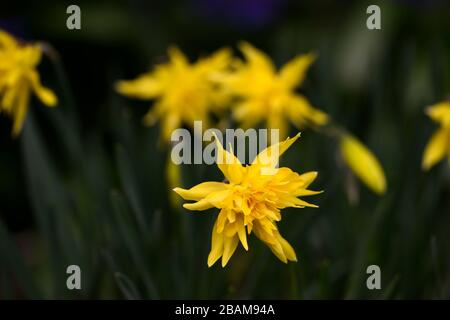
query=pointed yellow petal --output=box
[213,133,244,184]
[115,74,163,99]
[239,42,275,74]
[237,222,248,251]
[279,53,316,89]
[208,222,224,267]
[292,198,319,208]
[295,189,322,197]
[268,241,288,263]
[287,95,328,128]
[221,235,239,267]
[173,182,227,201]
[168,46,189,68]
[204,189,231,207]
[277,234,297,262]
[11,85,30,137]
[252,133,300,170]
[28,71,57,107]
[426,102,450,127]
[183,199,214,211]
[340,134,387,195]
[299,171,318,188]
[0,30,18,48]
[422,128,448,170]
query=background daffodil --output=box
[0,30,58,136]
[340,134,387,195]
[221,42,328,139]
[173,133,321,267]
[116,47,231,142]
[422,101,450,170]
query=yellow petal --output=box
[0,30,18,48]
[238,42,275,74]
[251,133,300,171]
[295,189,322,197]
[173,182,227,201]
[221,235,239,267]
[426,102,450,127]
[12,84,30,136]
[167,46,189,68]
[237,221,248,251]
[287,95,328,128]
[213,133,244,184]
[279,53,316,89]
[277,233,297,262]
[183,199,214,211]
[1,77,19,112]
[197,47,231,74]
[208,222,224,267]
[204,189,231,207]
[115,74,163,99]
[340,134,387,195]
[422,128,448,170]
[267,240,287,263]
[29,71,57,107]
[299,171,318,188]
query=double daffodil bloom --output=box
[116,47,231,142]
[174,133,321,267]
[221,42,328,139]
[422,101,450,170]
[0,30,58,136]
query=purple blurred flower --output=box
[193,0,287,29]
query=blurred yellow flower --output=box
[221,42,328,139]
[116,47,231,142]
[0,30,58,136]
[340,134,387,195]
[173,133,321,267]
[422,101,450,170]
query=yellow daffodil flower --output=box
[221,42,328,139]
[422,101,450,170]
[116,47,231,142]
[340,134,387,195]
[0,30,58,136]
[173,133,321,267]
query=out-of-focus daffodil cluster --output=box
[422,101,450,170]
[116,47,231,142]
[174,133,321,267]
[116,43,388,197]
[0,30,57,136]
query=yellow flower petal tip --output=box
[0,29,58,136]
[340,134,387,195]
[174,136,321,267]
[422,101,450,170]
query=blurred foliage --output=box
[1,0,450,299]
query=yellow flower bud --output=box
[340,134,387,195]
